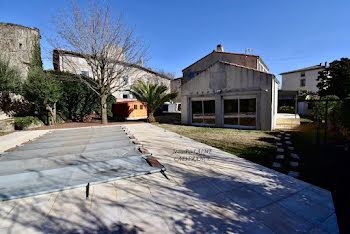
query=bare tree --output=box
[49,0,146,124]
[156,69,176,79]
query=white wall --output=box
[58,53,171,100]
[181,62,278,130]
[282,68,324,92]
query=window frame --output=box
[190,98,216,127]
[222,96,257,129]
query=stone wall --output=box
[0,22,40,80]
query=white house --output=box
[53,49,172,101]
[280,63,327,115]
[280,63,326,94]
[180,45,278,130]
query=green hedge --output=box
[278,105,295,113]
[14,116,41,130]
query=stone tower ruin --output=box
[0,22,40,80]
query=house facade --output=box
[280,63,326,115]
[0,22,40,80]
[53,49,172,101]
[181,45,278,130]
[280,63,326,94]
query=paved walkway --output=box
[0,123,338,233]
[0,130,50,153]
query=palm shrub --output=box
[130,80,177,122]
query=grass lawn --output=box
[153,123,280,170]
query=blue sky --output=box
[1,0,349,82]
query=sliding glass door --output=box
[223,98,256,128]
[191,100,215,125]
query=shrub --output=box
[278,105,295,113]
[312,95,339,121]
[55,74,116,121]
[332,99,350,130]
[14,116,41,130]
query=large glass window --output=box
[203,100,215,124]
[192,101,203,124]
[224,98,256,127]
[240,99,256,126]
[191,100,215,125]
[224,99,238,125]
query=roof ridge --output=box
[279,64,325,75]
[182,50,266,72]
[218,61,273,75]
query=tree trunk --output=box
[148,112,156,123]
[45,103,57,125]
[101,94,108,124]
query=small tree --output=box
[130,80,177,122]
[317,58,350,98]
[24,42,62,125]
[50,0,146,124]
[0,56,22,94]
[0,56,26,116]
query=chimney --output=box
[216,44,224,52]
[325,62,328,67]
[139,57,143,67]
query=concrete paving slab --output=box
[276,154,284,160]
[278,191,335,225]
[249,203,313,233]
[0,123,338,233]
[291,153,300,159]
[288,171,299,178]
[0,130,50,153]
[277,148,284,153]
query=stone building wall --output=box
[0,22,40,80]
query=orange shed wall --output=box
[113,101,147,119]
[127,101,147,118]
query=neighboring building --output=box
[112,100,147,120]
[0,22,40,80]
[181,45,278,130]
[170,77,182,103]
[53,49,172,101]
[280,63,326,94]
[182,44,269,85]
[0,22,40,121]
[280,63,327,115]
